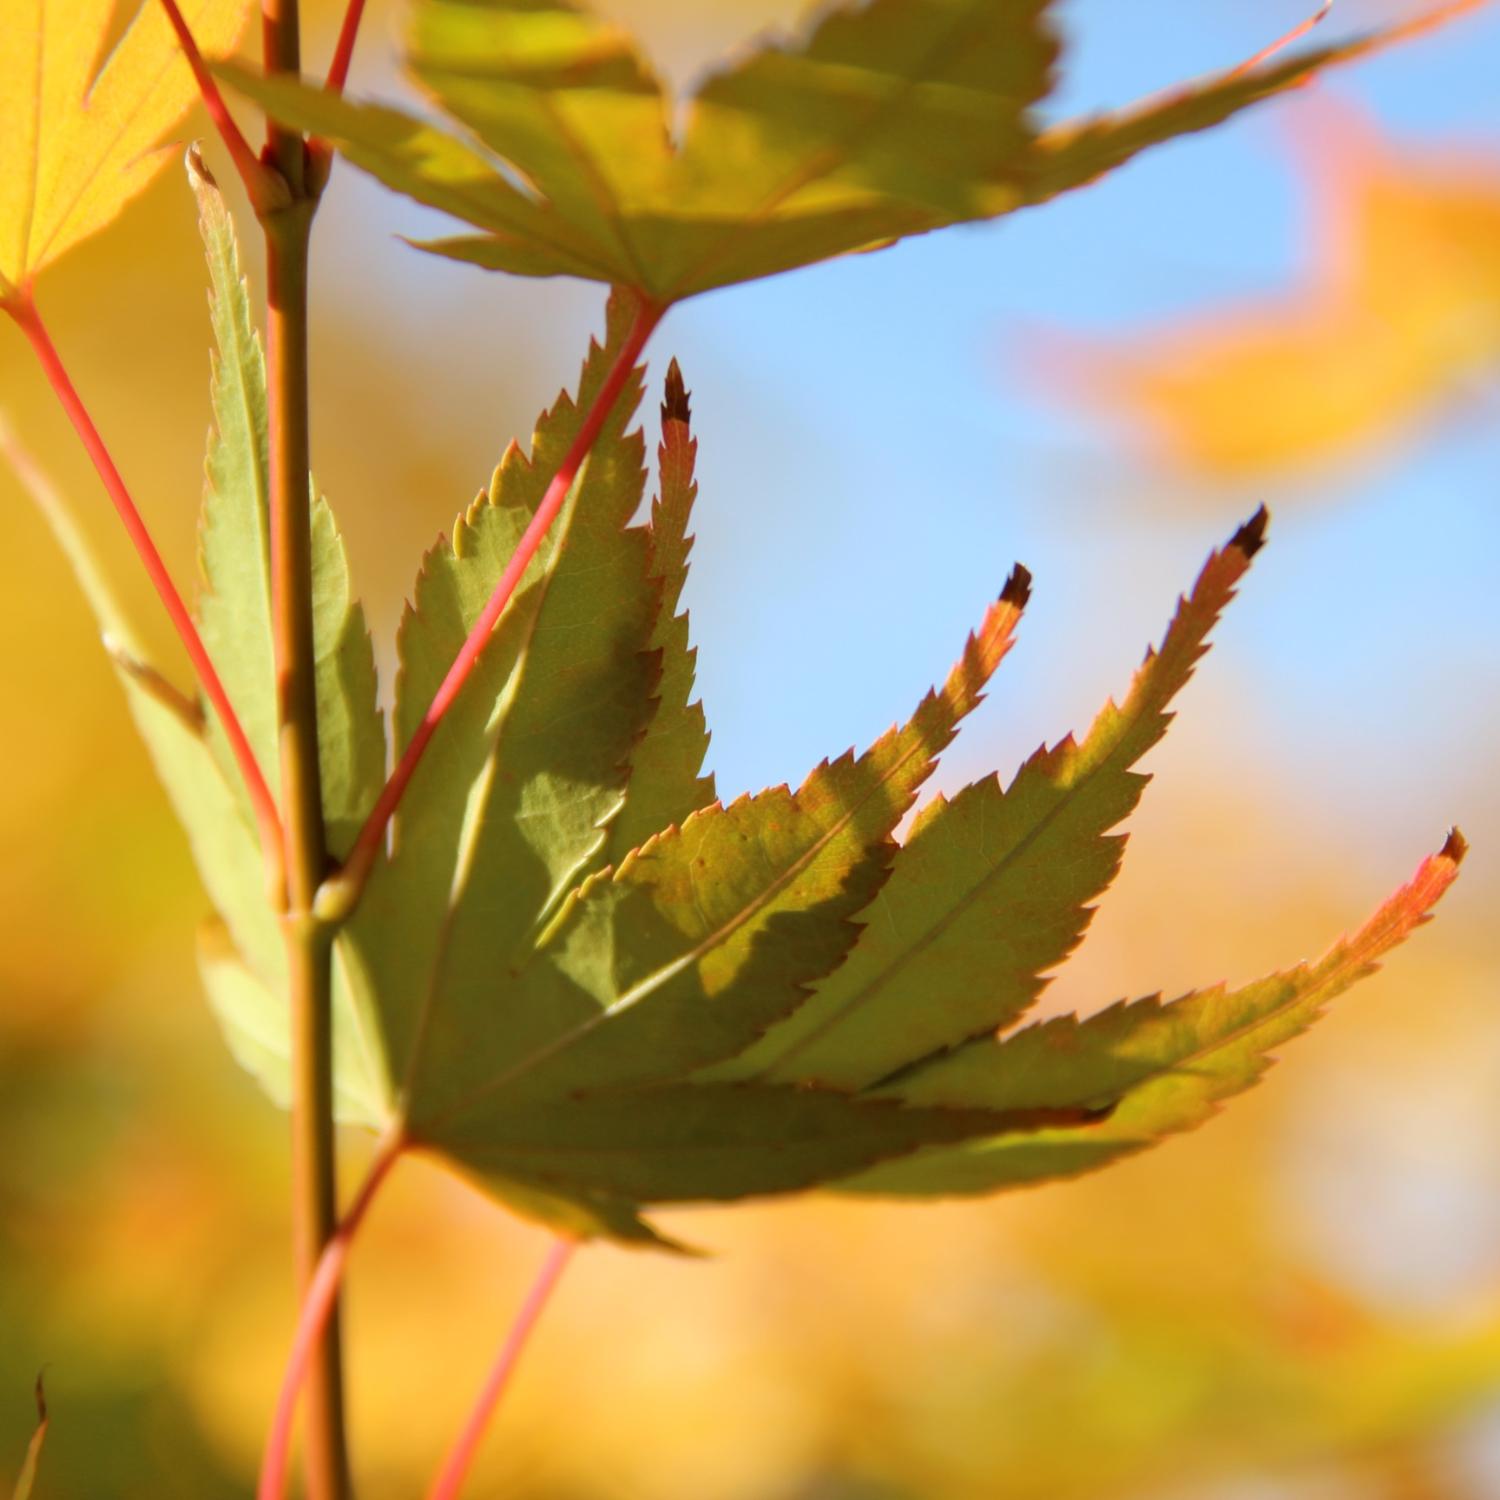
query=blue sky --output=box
[317,0,1500,877]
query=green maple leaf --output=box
[719,512,1267,1089]
[325,291,1038,1238]
[842,830,1468,1194]
[191,152,386,862]
[184,156,392,1117]
[337,287,663,1124]
[13,264,1464,1246]
[596,359,716,865]
[2,159,393,1125]
[313,297,1452,1244]
[219,0,1483,303]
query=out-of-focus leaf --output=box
[0,404,279,984]
[8,1375,47,1500]
[219,0,1053,298]
[843,831,1467,1195]
[191,152,386,859]
[0,0,248,296]
[197,923,389,1128]
[725,513,1266,1088]
[1042,108,1500,480]
[221,0,1485,301]
[457,1166,695,1251]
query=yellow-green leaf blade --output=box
[738,513,1265,1089]
[198,925,392,1128]
[235,0,1484,302]
[190,153,386,857]
[214,65,617,281]
[0,0,249,292]
[433,1082,1084,1204]
[409,0,672,290]
[342,291,659,1117]
[843,833,1467,1196]
[659,0,1056,295]
[418,576,1028,1127]
[598,359,715,864]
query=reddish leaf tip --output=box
[1441,827,1469,865]
[1001,562,1033,610]
[662,359,691,425]
[1230,505,1269,559]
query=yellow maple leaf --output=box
[0,0,249,298]
[1043,104,1500,481]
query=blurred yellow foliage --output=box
[1045,104,1500,482]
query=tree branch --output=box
[326,0,371,94]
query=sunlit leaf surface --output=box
[0,0,248,296]
[223,0,1485,301]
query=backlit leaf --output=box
[191,152,387,860]
[842,831,1467,1195]
[221,0,1486,301]
[183,155,395,1120]
[0,407,279,983]
[0,0,248,296]
[431,567,1028,1118]
[596,358,716,867]
[338,289,660,1123]
[728,512,1266,1088]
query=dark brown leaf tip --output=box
[33,1370,46,1421]
[1230,505,1269,559]
[662,358,692,426]
[1441,827,1469,865]
[1001,562,1033,610]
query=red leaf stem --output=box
[423,1239,579,1500]
[257,1131,405,1500]
[325,0,370,93]
[4,291,285,889]
[156,0,286,213]
[322,296,665,915]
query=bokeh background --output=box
[2,1,1499,1495]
